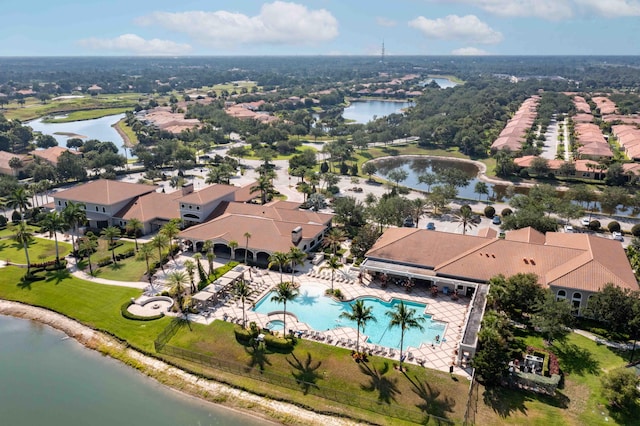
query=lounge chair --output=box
[407,352,414,361]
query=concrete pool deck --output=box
[188,262,473,379]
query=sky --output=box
[2,0,640,56]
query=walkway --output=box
[574,328,638,351]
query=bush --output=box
[608,221,621,233]
[120,300,164,321]
[97,256,113,267]
[501,208,513,217]
[601,368,640,409]
[632,224,640,237]
[11,210,21,223]
[264,334,294,352]
[519,169,530,178]
[484,206,495,218]
[0,215,7,227]
[333,289,344,300]
[234,326,253,343]
[589,220,601,231]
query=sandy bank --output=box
[0,300,360,426]
[112,119,134,148]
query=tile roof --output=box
[365,227,638,292]
[54,179,157,205]
[30,146,79,165]
[114,191,182,222]
[178,183,239,205]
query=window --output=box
[95,206,99,211]
[556,290,566,301]
[57,201,61,206]
[181,204,184,208]
[196,206,200,210]
[102,207,105,213]
[572,292,582,311]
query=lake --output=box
[342,100,413,124]
[28,114,129,156]
[0,315,264,426]
[421,77,458,89]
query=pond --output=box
[0,315,265,426]
[342,100,413,124]
[28,113,130,156]
[420,77,458,89]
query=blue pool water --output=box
[253,283,446,350]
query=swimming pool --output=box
[253,282,446,350]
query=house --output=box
[361,226,638,365]
[30,146,80,166]
[0,151,31,177]
[491,96,540,152]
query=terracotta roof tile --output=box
[55,179,157,206]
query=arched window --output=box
[572,292,582,311]
[556,290,566,301]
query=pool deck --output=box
[187,262,473,379]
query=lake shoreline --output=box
[0,299,357,426]
[112,118,134,148]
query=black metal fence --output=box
[463,369,479,425]
[154,322,453,425]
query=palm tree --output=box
[268,251,289,284]
[151,233,169,273]
[62,201,86,253]
[39,211,66,265]
[386,302,426,372]
[321,255,343,292]
[138,242,156,287]
[270,281,299,336]
[101,226,121,264]
[243,232,252,264]
[340,300,377,355]
[454,205,477,236]
[474,181,489,202]
[228,240,239,260]
[125,218,143,251]
[203,240,216,275]
[250,175,274,204]
[167,271,188,314]
[7,187,32,222]
[288,246,306,285]
[184,259,196,293]
[12,221,33,273]
[322,228,346,256]
[77,236,98,275]
[234,279,252,328]
[161,219,181,265]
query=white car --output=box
[612,231,624,241]
[581,218,590,227]
[564,225,574,233]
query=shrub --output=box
[501,208,513,217]
[234,326,253,343]
[608,221,621,233]
[11,210,21,223]
[484,206,495,218]
[264,334,294,352]
[0,215,7,227]
[97,256,113,267]
[589,220,601,231]
[632,224,640,237]
[120,300,164,321]
[333,289,344,300]
[601,368,640,409]
[519,169,530,178]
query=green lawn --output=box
[44,107,130,122]
[0,266,169,353]
[0,237,72,264]
[113,118,139,146]
[0,225,39,240]
[88,240,151,282]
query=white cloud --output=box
[376,17,397,27]
[136,1,338,48]
[78,34,191,55]
[451,47,489,55]
[409,15,502,44]
[444,0,574,20]
[575,0,640,17]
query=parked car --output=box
[492,216,501,225]
[612,231,624,241]
[403,217,415,228]
[581,218,590,227]
[471,215,482,224]
[426,222,436,230]
[564,225,574,233]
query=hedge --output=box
[120,300,164,321]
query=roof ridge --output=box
[434,238,497,270]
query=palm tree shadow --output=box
[297,291,318,306]
[244,344,272,372]
[358,361,399,404]
[552,342,599,376]
[45,268,71,285]
[286,352,322,394]
[405,373,456,419]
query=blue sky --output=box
[2,0,640,56]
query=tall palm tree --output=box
[340,300,377,354]
[151,233,169,273]
[125,218,143,251]
[386,302,426,372]
[234,278,252,329]
[321,255,343,292]
[77,236,98,275]
[454,205,477,236]
[161,219,181,265]
[270,281,299,336]
[167,271,188,314]
[12,221,33,273]
[39,211,66,265]
[62,201,86,253]
[7,187,32,222]
[288,246,306,285]
[0,197,6,219]
[243,232,252,264]
[268,251,289,284]
[250,175,274,204]
[203,240,216,275]
[184,259,196,294]
[228,240,238,260]
[101,226,121,264]
[138,242,156,287]
[322,228,346,256]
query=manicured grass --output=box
[0,266,169,353]
[3,94,140,121]
[244,145,318,161]
[0,237,72,264]
[113,118,139,146]
[166,321,469,425]
[89,240,151,282]
[44,107,130,122]
[0,224,39,239]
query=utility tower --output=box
[380,40,385,63]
